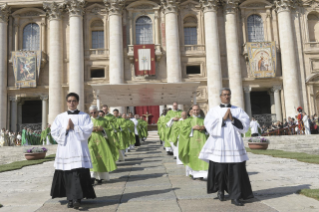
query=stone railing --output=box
[85,49,109,57]
[183,45,205,52]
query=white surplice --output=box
[303,115,311,135]
[130,118,139,135]
[51,111,93,171]
[250,120,260,135]
[199,105,250,163]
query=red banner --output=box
[134,44,156,76]
[135,106,159,124]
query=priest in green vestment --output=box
[127,117,136,149]
[113,109,129,161]
[41,125,57,145]
[164,102,182,155]
[157,109,167,144]
[139,117,149,141]
[21,127,27,145]
[180,105,208,180]
[89,105,117,183]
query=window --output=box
[23,23,40,51]
[91,69,105,78]
[186,66,200,75]
[135,16,153,45]
[308,13,319,42]
[184,27,197,45]
[247,15,264,42]
[92,31,104,49]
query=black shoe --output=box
[67,200,73,208]
[96,179,103,184]
[174,157,177,159]
[91,178,95,185]
[217,191,225,201]
[73,199,81,209]
[231,199,244,206]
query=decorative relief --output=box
[21,11,42,17]
[181,2,199,11]
[133,4,154,9]
[244,3,267,8]
[0,3,10,23]
[43,2,65,20]
[303,0,319,9]
[89,6,107,15]
[65,0,86,17]
[274,0,295,13]
[310,58,319,73]
[223,0,239,14]
[161,0,179,14]
[104,0,125,16]
[183,16,197,24]
[91,20,104,27]
[200,0,220,13]
[195,86,207,101]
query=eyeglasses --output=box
[67,100,77,103]
[90,112,97,114]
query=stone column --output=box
[40,95,48,130]
[129,106,135,114]
[268,90,275,114]
[162,0,182,83]
[10,96,18,132]
[0,4,10,129]
[275,0,301,117]
[201,0,223,108]
[266,8,272,41]
[14,16,19,51]
[105,0,125,84]
[44,2,64,124]
[243,86,252,117]
[224,0,244,109]
[272,85,283,121]
[66,0,85,110]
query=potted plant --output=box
[248,137,269,150]
[24,147,48,160]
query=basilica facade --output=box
[0,0,317,131]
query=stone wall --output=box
[243,135,319,155]
[0,145,58,165]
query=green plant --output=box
[248,137,269,143]
[23,147,48,153]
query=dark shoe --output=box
[96,179,103,184]
[91,178,95,185]
[73,200,81,209]
[217,191,225,201]
[67,200,73,208]
[174,157,177,159]
[231,199,244,206]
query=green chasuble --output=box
[137,119,148,139]
[89,117,117,173]
[101,116,119,161]
[157,115,166,141]
[180,117,208,171]
[21,129,26,145]
[127,120,136,145]
[141,119,149,138]
[115,117,130,150]
[164,110,182,147]
[40,128,57,144]
[104,114,120,150]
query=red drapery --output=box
[134,106,159,124]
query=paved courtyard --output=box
[1,132,319,212]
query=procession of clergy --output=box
[49,88,253,209]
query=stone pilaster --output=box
[201,0,222,108]
[65,0,85,110]
[10,96,18,132]
[0,3,10,129]
[40,95,48,130]
[104,0,125,84]
[243,86,252,117]
[223,0,244,109]
[162,0,182,83]
[274,0,301,118]
[44,1,64,124]
[272,85,283,122]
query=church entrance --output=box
[250,91,275,126]
[21,100,42,131]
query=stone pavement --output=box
[1,132,319,212]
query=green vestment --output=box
[179,117,209,171]
[21,129,26,145]
[164,110,182,147]
[89,117,117,173]
[115,117,130,150]
[127,120,136,145]
[157,115,165,141]
[104,114,120,150]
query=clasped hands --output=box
[192,125,204,131]
[172,117,180,121]
[223,109,234,122]
[93,126,103,132]
[66,119,74,131]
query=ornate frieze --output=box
[223,0,239,14]
[43,2,65,20]
[274,0,295,13]
[104,0,125,16]
[161,0,179,14]
[200,0,220,13]
[65,0,86,17]
[0,3,10,23]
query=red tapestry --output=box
[134,44,156,76]
[135,106,159,124]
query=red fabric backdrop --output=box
[135,106,159,124]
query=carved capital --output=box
[200,0,220,13]
[65,0,85,17]
[243,86,251,93]
[40,95,49,101]
[274,0,295,13]
[44,2,65,20]
[161,0,179,14]
[9,96,18,102]
[223,0,239,14]
[104,0,125,16]
[272,85,282,92]
[0,3,10,23]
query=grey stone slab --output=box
[174,187,214,200]
[37,202,119,212]
[121,186,177,202]
[0,205,43,212]
[126,176,171,187]
[117,200,180,212]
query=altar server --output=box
[165,102,182,155]
[50,93,96,209]
[199,88,253,206]
[250,117,261,137]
